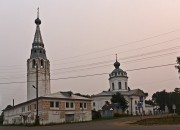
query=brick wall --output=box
[87,101,92,110]
[75,102,80,110]
[40,100,50,110]
[59,101,65,110]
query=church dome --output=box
[109,55,128,79]
[35,18,41,25]
[114,60,120,69]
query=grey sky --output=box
[0,0,180,111]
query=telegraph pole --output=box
[35,62,39,125]
[130,97,133,116]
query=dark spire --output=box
[114,54,120,69]
[33,8,43,45]
[35,8,41,25]
[30,8,46,59]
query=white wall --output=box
[109,77,128,92]
[91,95,147,116]
[91,96,111,111]
[27,59,51,101]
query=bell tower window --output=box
[32,59,36,68]
[112,83,114,90]
[41,59,44,68]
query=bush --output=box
[92,110,101,120]
[176,104,180,115]
[113,113,129,118]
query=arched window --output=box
[41,59,44,68]
[32,59,36,68]
[118,82,121,89]
[40,50,42,53]
[125,82,127,89]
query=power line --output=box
[1,28,180,68]
[0,63,176,85]
[50,46,180,72]
[0,49,179,79]
[51,29,180,62]
[0,37,178,72]
[1,45,178,74]
[52,37,180,65]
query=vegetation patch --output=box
[134,116,180,125]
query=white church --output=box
[3,13,92,125]
[91,57,154,115]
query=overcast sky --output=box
[0,0,180,111]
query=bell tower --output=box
[27,10,51,101]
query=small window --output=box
[80,103,83,108]
[55,101,59,108]
[22,106,25,112]
[93,102,95,106]
[112,83,114,90]
[66,102,69,108]
[118,82,121,89]
[40,50,42,53]
[34,50,37,53]
[84,103,87,108]
[135,100,137,104]
[50,101,54,108]
[34,104,36,109]
[70,102,74,108]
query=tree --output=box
[174,88,180,93]
[152,89,180,113]
[145,99,155,106]
[175,57,180,76]
[111,92,128,112]
[152,90,169,111]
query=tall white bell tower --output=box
[27,11,51,101]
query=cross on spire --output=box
[37,7,39,18]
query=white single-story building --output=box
[3,91,92,125]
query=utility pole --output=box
[130,97,133,116]
[34,62,39,125]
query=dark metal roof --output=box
[109,59,127,79]
[30,17,47,59]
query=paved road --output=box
[1,117,180,130]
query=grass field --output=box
[134,116,180,125]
